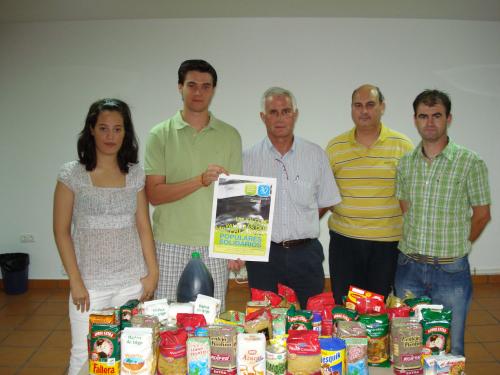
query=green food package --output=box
[404,297,432,316]
[332,305,358,335]
[421,308,452,355]
[120,299,140,330]
[89,324,121,375]
[358,314,390,367]
[286,304,313,332]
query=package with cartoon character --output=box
[89,324,121,374]
[421,309,452,356]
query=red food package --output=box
[387,306,411,320]
[287,330,321,374]
[307,292,335,336]
[346,285,384,311]
[176,313,207,335]
[245,307,272,322]
[306,292,335,312]
[158,328,188,374]
[287,329,320,354]
[251,288,283,307]
[278,283,299,307]
[356,295,387,314]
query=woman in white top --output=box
[53,98,159,375]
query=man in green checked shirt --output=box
[395,89,491,356]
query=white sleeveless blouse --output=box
[57,161,147,290]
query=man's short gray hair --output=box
[261,87,298,112]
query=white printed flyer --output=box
[208,174,276,262]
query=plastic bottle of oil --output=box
[176,252,214,302]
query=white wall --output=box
[1,17,499,279]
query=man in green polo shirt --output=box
[144,60,243,308]
[395,89,491,356]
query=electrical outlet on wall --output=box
[20,233,35,243]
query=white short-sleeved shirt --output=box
[57,161,147,289]
[243,137,341,242]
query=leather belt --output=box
[272,239,312,248]
[406,253,460,265]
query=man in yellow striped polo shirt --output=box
[325,84,413,303]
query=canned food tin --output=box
[312,311,322,334]
[266,344,287,375]
[320,337,345,375]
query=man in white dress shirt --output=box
[243,87,341,308]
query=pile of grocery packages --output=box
[87,283,465,375]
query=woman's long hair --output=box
[77,98,138,173]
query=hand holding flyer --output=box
[208,174,276,262]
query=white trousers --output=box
[67,282,143,375]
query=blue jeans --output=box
[394,253,472,356]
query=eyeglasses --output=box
[275,158,289,180]
[275,158,300,182]
[266,108,294,119]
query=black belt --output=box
[272,239,312,248]
[406,253,461,265]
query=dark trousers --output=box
[328,231,399,304]
[246,239,325,309]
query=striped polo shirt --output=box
[325,124,413,241]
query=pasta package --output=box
[286,330,321,375]
[358,314,390,368]
[157,328,188,375]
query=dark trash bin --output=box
[0,252,30,295]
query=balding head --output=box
[352,84,385,104]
